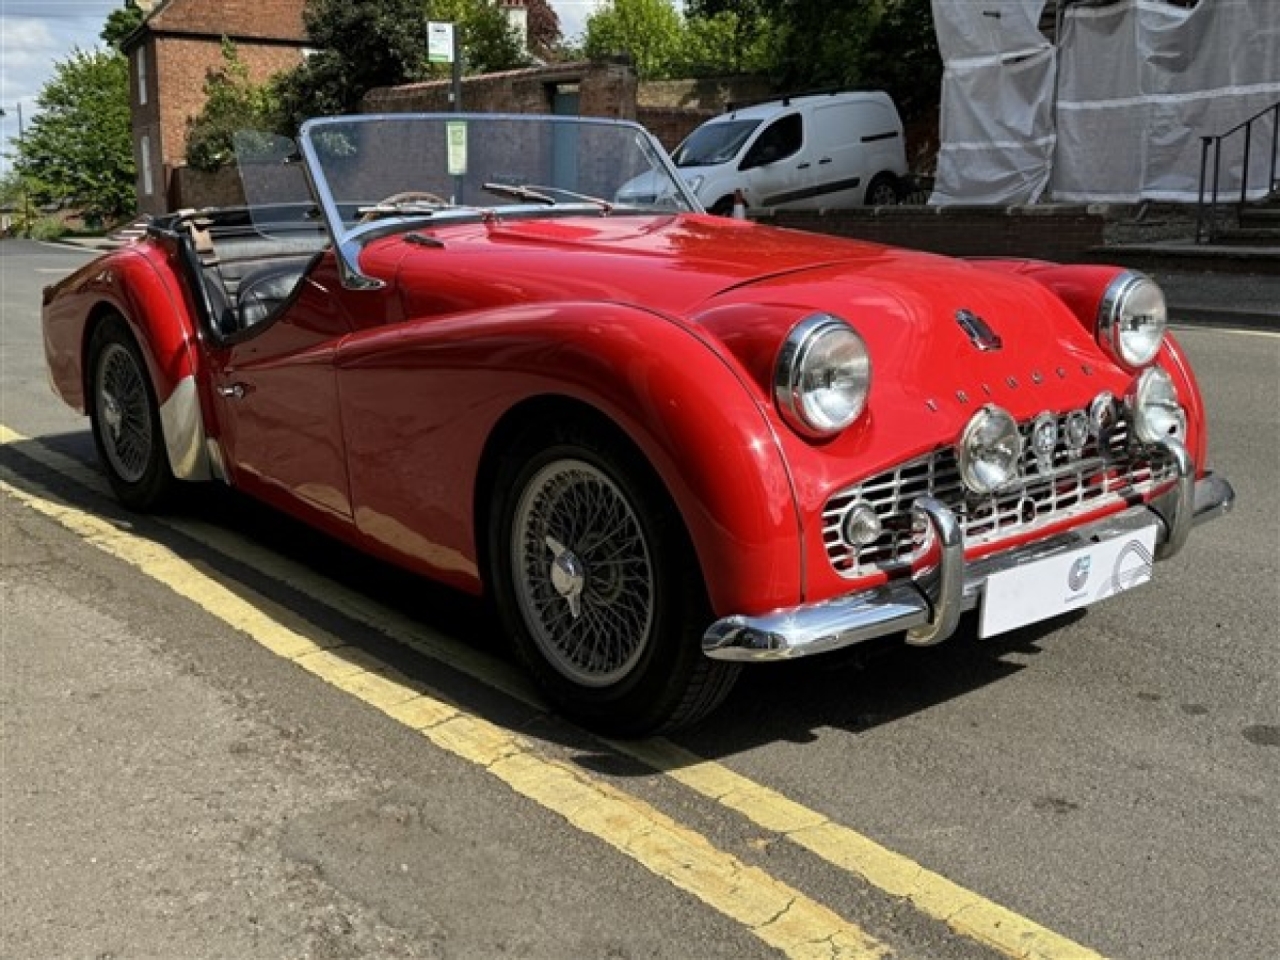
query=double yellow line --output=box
[1,425,1105,960]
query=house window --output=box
[140,135,153,196]
[137,47,147,105]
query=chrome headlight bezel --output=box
[774,314,872,439]
[1098,272,1168,369]
[1129,366,1187,445]
[958,405,1023,494]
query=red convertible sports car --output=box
[43,113,1234,734]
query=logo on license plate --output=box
[1068,556,1092,592]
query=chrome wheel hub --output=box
[546,535,586,618]
[102,392,124,438]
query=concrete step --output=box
[1238,206,1280,227]
[1090,238,1280,275]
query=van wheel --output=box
[865,174,900,206]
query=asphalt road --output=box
[2,238,1277,960]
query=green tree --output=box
[186,40,282,171]
[13,48,135,223]
[683,0,774,72]
[274,0,430,131]
[426,0,527,75]
[858,0,942,120]
[275,0,530,133]
[100,0,145,51]
[676,9,778,77]
[686,0,941,120]
[582,0,684,78]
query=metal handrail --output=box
[1197,99,1280,243]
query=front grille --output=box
[822,410,1176,577]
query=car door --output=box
[738,112,806,207]
[207,254,358,525]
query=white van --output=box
[668,91,908,214]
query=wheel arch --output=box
[470,354,802,619]
[474,397,664,590]
[77,250,213,483]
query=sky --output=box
[0,0,608,168]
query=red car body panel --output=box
[43,212,1214,619]
[43,241,202,412]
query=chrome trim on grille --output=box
[822,408,1176,578]
[704,463,1234,663]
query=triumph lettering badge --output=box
[956,308,1003,351]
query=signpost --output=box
[427,21,463,113]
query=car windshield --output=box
[672,119,762,167]
[286,114,695,230]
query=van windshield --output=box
[672,119,762,167]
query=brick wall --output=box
[365,62,638,119]
[133,38,303,214]
[760,205,1109,262]
[366,66,772,151]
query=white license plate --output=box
[979,524,1159,639]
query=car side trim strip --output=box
[760,176,863,208]
[703,468,1234,662]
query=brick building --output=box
[122,0,309,215]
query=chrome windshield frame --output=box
[296,112,702,291]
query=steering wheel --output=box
[359,190,448,223]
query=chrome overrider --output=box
[702,437,1234,662]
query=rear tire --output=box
[88,315,174,511]
[488,419,739,735]
[865,173,900,206]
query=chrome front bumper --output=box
[703,438,1235,662]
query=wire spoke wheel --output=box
[512,459,655,688]
[88,315,174,511]
[94,341,154,485]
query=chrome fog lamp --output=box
[1099,272,1167,368]
[959,405,1023,494]
[842,502,882,546]
[775,314,871,438]
[1030,412,1058,468]
[1130,367,1187,445]
[1064,410,1090,452]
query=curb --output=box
[1168,305,1280,332]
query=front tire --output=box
[88,315,174,511]
[489,420,739,735]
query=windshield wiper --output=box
[482,182,615,214]
[482,182,557,206]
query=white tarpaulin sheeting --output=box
[931,0,1280,205]
[1052,0,1280,202]
[931,0,1056,204]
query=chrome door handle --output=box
[217,383,247,400]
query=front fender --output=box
[337,301,804,616]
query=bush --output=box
[29,217,68,241]
[186,40,281,171]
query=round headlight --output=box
[959,406,1023,494]
[774,315,871,438]
[1099,272,1167,368]
[1130,367,1186,445]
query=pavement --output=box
[1143,267,1280,331]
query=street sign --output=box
[428,22,455,64]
